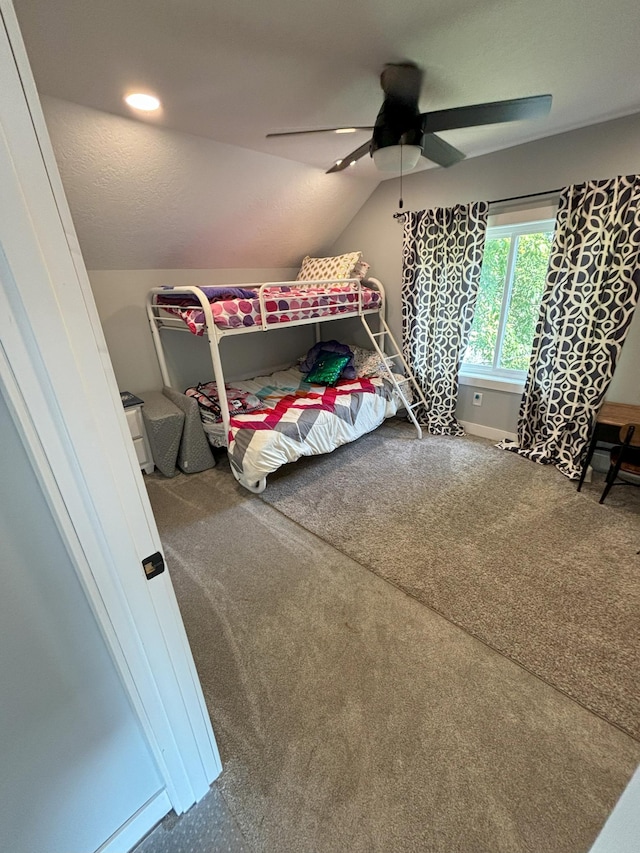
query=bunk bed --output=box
[146,277,426,493]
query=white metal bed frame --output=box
[146,277,427,491]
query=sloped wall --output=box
[40,97,378,391]
[42,97,377,270]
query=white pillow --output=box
[296,252,363,282]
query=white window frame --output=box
[460,217,555,393]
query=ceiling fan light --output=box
[335,127,357,134]
[372,144,422,172]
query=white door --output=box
[0,390,166,853]
[0,3,221,850]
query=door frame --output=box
[0,0,221,825]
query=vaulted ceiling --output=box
[12,0,640,268]
[15,0,640,176]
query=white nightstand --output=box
[124,402,155,474]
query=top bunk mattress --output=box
[155,282,382,335]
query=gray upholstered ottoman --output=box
[163,387,215,474]
[141,392,185,477]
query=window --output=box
[462,219,555,383]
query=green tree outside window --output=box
[464,224,554,374]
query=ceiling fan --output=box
[267,62,552,174]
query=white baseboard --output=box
[97,789,172,853]
[459,420,517,442]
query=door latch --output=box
[142,552,165,580]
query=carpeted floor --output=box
[134,784,249,853]
[259,419,640,741]
[146,450,640,853]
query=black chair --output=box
[599,423,640,504]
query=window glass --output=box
[499,231,553,371]
[464,236,509,367]
[462,220,554,378]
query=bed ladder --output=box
[360,315,428,439]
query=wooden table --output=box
[577,401,640,491]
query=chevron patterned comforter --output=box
[196,369,403,487]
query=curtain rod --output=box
[489,187,562,205]
[393,187,563,220]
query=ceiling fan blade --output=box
[422,94,552,134]
[420,134,466,168]
[326,140,372,173]
[267,126,373,138]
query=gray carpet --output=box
[146,466,640,853]
[258,419,640,741]
[134,784,249,853]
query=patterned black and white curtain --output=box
[402,202,489,435]
[501,174,640,478]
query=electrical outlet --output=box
[472,392,483,406]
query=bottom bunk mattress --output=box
[187,368,405,490]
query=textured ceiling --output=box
[14,0,640,271]
[14,0,640,178]
[40,96,376,269]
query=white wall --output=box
[330,112,640,433]
[0,391,162,853]
[608,302,640,405]
[90,268,317,393]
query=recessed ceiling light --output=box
[335,127,357,134]
[125,93,161,111]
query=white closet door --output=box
[0,391,167,853]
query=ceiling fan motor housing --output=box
[370,101,423,154]
[371,62,424,156]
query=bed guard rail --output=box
[146,278,386,449]
[147,278,385,333]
